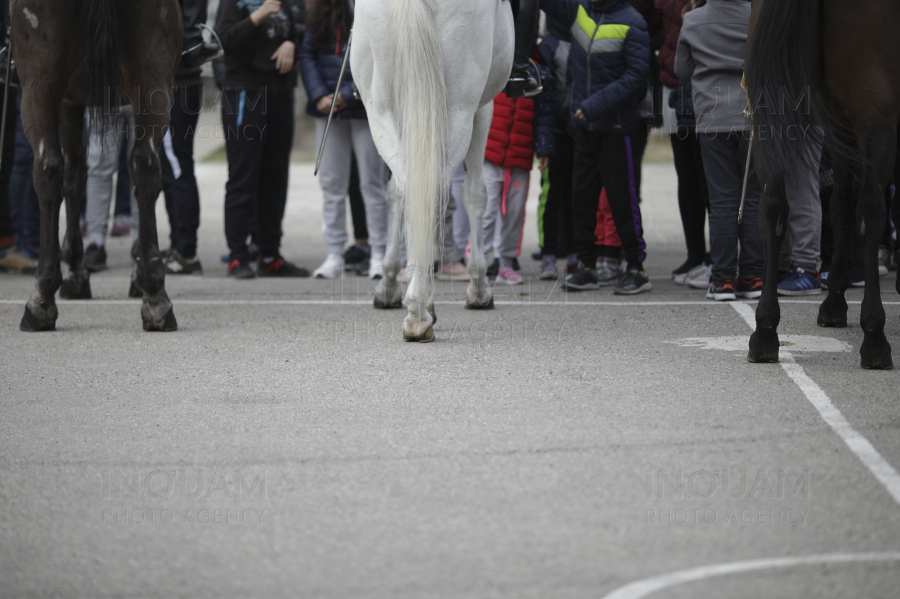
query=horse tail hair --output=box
[386,0,448,290]
[83,0,121,134]
[745,0,827,180]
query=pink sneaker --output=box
[496,265,523,285]
[110,215,131,237]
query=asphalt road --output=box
[1,162,899,598]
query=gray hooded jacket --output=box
[674,0,751,133]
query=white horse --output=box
[351,0,515,342]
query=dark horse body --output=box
[12,0,181,331]
[745,0,900,369]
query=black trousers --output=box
[670,130,709,261]
[162,85,203,259]
[222,88,294,262]
[0,82,17,243]
[571,128,647,268]
[538,131,574,258]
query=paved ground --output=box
[2,162,900,598]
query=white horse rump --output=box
[351,0,514,342]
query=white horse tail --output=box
[386,0,448,288]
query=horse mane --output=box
[385,0,448,285]
[82,0,123,133]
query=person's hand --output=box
[574,109,587,121]
[251,0,281,26]
[271,41,295,74]
[316,94,333,114]
[538,156,550,170]
[333,92,348,112]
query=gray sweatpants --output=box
[483,161,529,263]
[86,106,138,248]
[315,118,388,258]
[778,138,823,272]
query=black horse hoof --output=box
[373,298,403,310]
[60,276,92,300]
[142,308,178,332]
[748,331,779,363]
[860,334,893,370]
[128,279,143,299]
[817,294,848,328]
[465,296,495,310]
[20,304,57,332]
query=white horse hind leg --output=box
[463,103,495,309]
[403,264,436,342]
[374,178,404,309]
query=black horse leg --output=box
[59,102,91,300]
[130,95,176,332]
[857,123,894,369]
[19,90,64,331]
[893,126,900,297]
[818,163,853,327]
[749,177,788,363]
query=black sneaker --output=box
[344,243,371,265]
[511,257,521,272]
[257,256,310,278]
[228,259,256,279]
[614,267,652,295]
[562,263,600,291]
[486,257,500,278]
[735,276,762,299]
[163,249,203,276]
[671,256,705,279]
[706,279,736,301]
[83,243,107,272]
[531,250,543,261]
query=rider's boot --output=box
[504,0,542,98]
[180,0,221,69]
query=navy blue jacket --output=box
[298,27,366,119]
[540,0,650,135]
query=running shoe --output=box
[706,280,736,301]
[110,215,131,237]
[674,261,709,286]
[258,256,310,277]
[486,258,500,278]
[686,263,713,289]
[313,254,346,279]
[777,267,821,296]
[672,257,705,282]
[562,263,599,291]
[164,249,203,276]
[596,258,624,286]
[344,243,371,266]
[496,265,524,285]
[735,276,762,299]
[614,267,652,295]
[83,243,107,272]
[537,256,558,280]
[369,255,384,280]
[228,259,255,279]
[436,260,469,281]
[0,243,37,274]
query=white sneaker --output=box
[686,263,713,289]
[314,254,345,279]
[538,257,558,280]
[674,262,709,286]
[369,255,384,280]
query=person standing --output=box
[217,0,310,278]
[541,0,653,295]
[675,0,762,301]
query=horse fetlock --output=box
[20,298,58,332]
[860,331,892,370]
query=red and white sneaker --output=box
[496,265,524,285]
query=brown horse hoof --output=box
[403,327,435,343]
[465,296,494,310]
[142,308,178,332]
[860,334,893,370]
[20,303,57,332]
[60,276,92,300]
[748,331,779,363]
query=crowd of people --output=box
[0,0,896,301]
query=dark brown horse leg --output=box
[130,96,176,332]
[894,125,900,298]
[59,102,91,300]
[857,123,894,369]
[818,163,853,328]
[749,177,788,363]
[19,91,64,332]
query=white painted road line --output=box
[600,552,900,599]
[730,301,900,508]
[1,299,899,306]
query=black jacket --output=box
[215,0,300,97]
